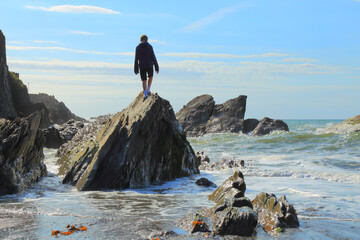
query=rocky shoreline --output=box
[176,94,289,137]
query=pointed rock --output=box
[59,93,199,191]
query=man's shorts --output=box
[140,67,153,81]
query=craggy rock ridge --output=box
[30,93,86,125]
[179,171,257,236]
[176,95,247,137]
[179,171,299,237]
[252,192,299,234]
[322,115,360,134]
[176,94,289,137]
[0,30,17,119]
[44,119,85,149]
[0,30,84,128]
[0,111,47,195]
[58,93,199,191]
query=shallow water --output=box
[0,120,359,239]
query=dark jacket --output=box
[134,41,159,74]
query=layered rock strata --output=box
[179,171,299,237]
[58,93,199,191]
[0,111,47,195]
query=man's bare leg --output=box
[142,80,148,98]
[147,76,153,95]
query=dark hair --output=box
[140,35,148,42]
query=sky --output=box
[1,0,359,119]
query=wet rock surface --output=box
[252,192,300,234]
[196,177,217,188]
[197,151,246,171]
[0,111,47,195]
[179,171,257,236]
[179,171,300,237]
[58,93,199,191]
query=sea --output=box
[0,120,359,239]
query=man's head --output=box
[140,35,148,42]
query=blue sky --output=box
[1,0,359,119]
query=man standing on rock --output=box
[134,34,159,100]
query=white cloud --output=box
[8,58,339,78]
[181,3,249,32]
[160,52,289,59]
[280,58,318,63]
[25,5,120,14]
[7,45,133,56]
[34,40,60,44]
[7,45,290,59]
[70,30,101,36]
[148,39,167,45]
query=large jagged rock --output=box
[252,192,299,235]
[0,30,17,119]
[175,94,215,137]
[205,95,247,134]
[58,93,199,191]
[322,115,360,134]
[176,95,246,137]
[251,117,289,136]
[30,93,85,125]
[0,111,47,195]
[178,171,257,237]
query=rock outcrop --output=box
[322,115,360,134]
[0,30,84,128]
[252,192,299,234]
[176,95,289,137]
[30,93,85,125]
[44,119,85,149]
[58,93,199,191]
[176,95,246,137]
[179,171,258,236]
[175,94,215,136]
[0,111,47,195]
[179,171,299,237]
[0,30,17,119]
[251,117,289,136]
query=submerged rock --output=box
[0,111,47,195]
[196,177,217,188]
[58,93,199,191]
[251,117,289,136]
[322,115,360,134]
[252,192,299,234]
[199,157,246,171]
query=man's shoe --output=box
[147,91,151,96]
